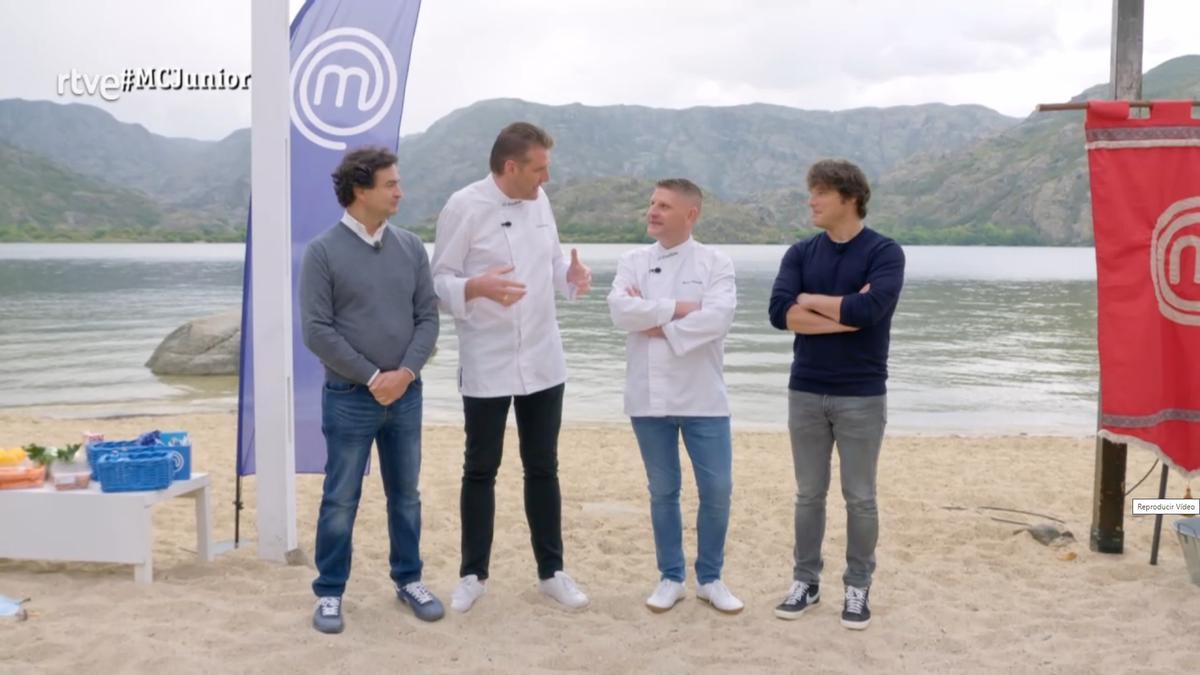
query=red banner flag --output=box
[1086,100,1200,476]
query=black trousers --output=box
[460,383,565,581]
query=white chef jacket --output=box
[431,175,578,398]
[607,237,736,417]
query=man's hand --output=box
[626,286,642,298]
[643,326,666,338]
[466,265,527,307]
[567,248,592,295]
[369,369,414,406]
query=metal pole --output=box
[1149,465,1170,565]
[234,474,243,548]
[1090,0,1144,555]
[251,0,299,562]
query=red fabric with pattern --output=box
[1086,100,1200,475]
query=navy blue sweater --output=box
[768,228,905,396]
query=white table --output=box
[0,473,213,583]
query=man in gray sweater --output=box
[300,146,442,633]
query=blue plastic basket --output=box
[96,450,174,493]
[86,440,159,479]
[134,431,192,481]
[87,431,192,481]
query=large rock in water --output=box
[146,309,241,376]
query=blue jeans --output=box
[631,416,733,584]
[788,390,886,589]
[312,379,424,598]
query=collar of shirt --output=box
[340,211,389,247]
[651,236,695,263]
[483,174,527,207]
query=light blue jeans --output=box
[631,416,733,584]
[788,390,886,589]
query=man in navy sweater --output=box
[767,160,905,631]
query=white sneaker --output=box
[538,571,590,610]
[697,579,744,615]
[450,575,486,613]
[645,579,686,613]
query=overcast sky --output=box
[0,0,1195,141]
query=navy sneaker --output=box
[841,586,871,630]
[396,581,445,622]
[313,596,344,634]
[775,580,820,620]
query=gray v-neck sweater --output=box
[299,223,439,384]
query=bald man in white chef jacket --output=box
[606,178,742,615]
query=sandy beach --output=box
[1,409,1197,674]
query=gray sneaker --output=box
[313,596,344,634]
[396,581,445,622]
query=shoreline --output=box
[0,402,1099,439]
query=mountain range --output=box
[1,54,1196,245]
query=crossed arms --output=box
[767,241,905,336]
[606,253,737,356]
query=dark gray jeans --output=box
[788,390,886,589]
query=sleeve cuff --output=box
[446,276,473,320]
[839,296,863,328]
[656,299,675,326]
[660,321,687,357]
[367,369,380,387]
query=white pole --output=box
[250,0,298,562]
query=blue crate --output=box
[96,450,174,493]
[88,431,191,481]
[157,432,191,481]
[86,440,159,479]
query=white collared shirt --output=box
[340,210,388,248]
[431,175,578,397]
[607,237,737,417]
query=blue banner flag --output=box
[237,0,423,475]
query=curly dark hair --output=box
[807,159,870,219]
[331,146,398,208]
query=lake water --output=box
[0,242,1100,434]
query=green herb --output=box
[22,444,52,467]
[56,443,82,463]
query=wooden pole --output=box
[1110,0,1144,101]
[1089,0,1144,555]
[1036,101,1199,112]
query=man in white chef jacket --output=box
[431,122,593,613]
[606,178,742,614]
